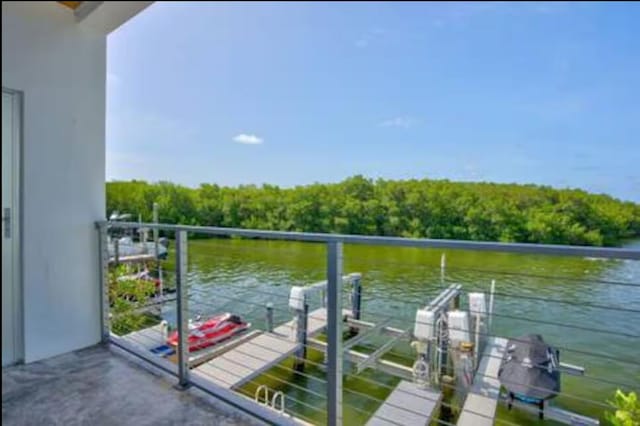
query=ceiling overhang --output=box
[58,1,82,10]
[57,1,153,35]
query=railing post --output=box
[98,223,110,343]
[326,241,343,426]
[175,230,190,389]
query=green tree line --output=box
[106,176,640,246]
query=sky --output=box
[106,1,640,202]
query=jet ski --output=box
[166,313,250,352]
[498,334,560,419]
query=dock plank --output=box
[457,337,508,426]
[120,324,165,350]
[366,380,442,426]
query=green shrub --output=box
[606,390,640,426]
[109,265,158,335]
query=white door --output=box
[2,89,22,366]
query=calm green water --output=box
[162,238,639,425]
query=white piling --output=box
[489,279,496,330]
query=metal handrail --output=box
[98,221,640,260]
[97,220,639,426]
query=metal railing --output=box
[97,221,640,426]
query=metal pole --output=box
[266,302,274,333]
[98,223,110,343]
[326,241,343,426]
[175,230,190,389]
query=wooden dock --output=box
[366,380,442,426]
[456,336,508,426]
[119,323,261,367]
[122,307,351,390]
[120,323,165,351]
[193,308,349,389]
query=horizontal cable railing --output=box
[98,221,639,426]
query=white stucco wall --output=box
[2,2,106,362]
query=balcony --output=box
[67,221,638,426]
[2,344,258,425]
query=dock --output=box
[121,307,351,389]
[119,323,261,367]
[120,323,166,351]
[456,336,508,426]
[111,267,600,426]
[193,308,350,389]
[366,380,442,426]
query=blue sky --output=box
[107,1,640,202]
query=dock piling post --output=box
[266,302,274,333]
[293,303,309,371]
[114,238,120,266]
[489,279,496,330]
[349,273,362,337]
[453,293,460,310]
[327,241,344,426]
[153,202,159,256]
[175,230,190,389]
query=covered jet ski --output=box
[498,334,560,418]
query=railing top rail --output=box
[97,221,640,260]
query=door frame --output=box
[2,87,24,365]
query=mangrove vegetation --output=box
[106,176,640,246]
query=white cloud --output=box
[354,28,388,48]
[379,116,417,129]
[233,134,264,145]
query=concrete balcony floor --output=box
[2,344,259,426]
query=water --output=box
[163,238,640,425]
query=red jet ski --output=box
[166,313,250,352]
